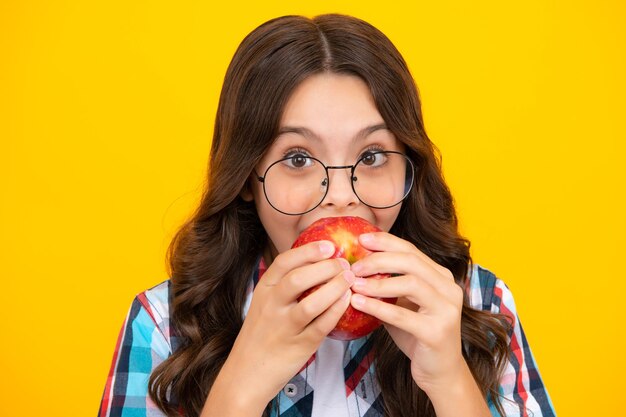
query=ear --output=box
[239,178,254,202]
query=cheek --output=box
[373,205,402,232]
[254,198,301,254]
[265,219,301,254]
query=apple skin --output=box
[291,216,396,340]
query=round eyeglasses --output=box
[255,150,415,215]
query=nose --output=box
[320,166,359,210]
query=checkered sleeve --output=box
[98,288,172,417]
[471,266,556,417]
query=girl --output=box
[99,14,555,417]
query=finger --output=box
[291,269,355,329]
[351,251,453,296]
[359,232,416,254]
[301,287,352,342]
[277,258,350,303]
[357,232,452,278]
[263,240,336,286]
[351,274,442,310]
[350,294,426,339]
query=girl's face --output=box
[244,73,404,263]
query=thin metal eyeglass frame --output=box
[254,150,415,216]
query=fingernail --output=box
[351,294,365,307]
[338,258,350,270]
[343,270,355,285]
[351,262,363,275]
[352,277,367,289]
[359,233,374,244]
[342,289,352,301]
[319,241,335,256]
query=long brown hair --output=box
[149,14,511,416]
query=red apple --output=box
[291,216,396,340]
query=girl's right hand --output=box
[202,240,355,416]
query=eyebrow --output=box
[276,123,389,142]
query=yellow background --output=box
[1,0,624,416]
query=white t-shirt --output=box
[311,337,350,417]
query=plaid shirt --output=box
[99,263,556,417]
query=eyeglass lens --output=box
[262,152,414,215]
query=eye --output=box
[283,152,313,169]
[359,151,387,167]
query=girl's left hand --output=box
[349,231,468,395]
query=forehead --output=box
[256,73,407,164]
[279,73,384,133]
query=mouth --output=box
[298,215,372,234]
